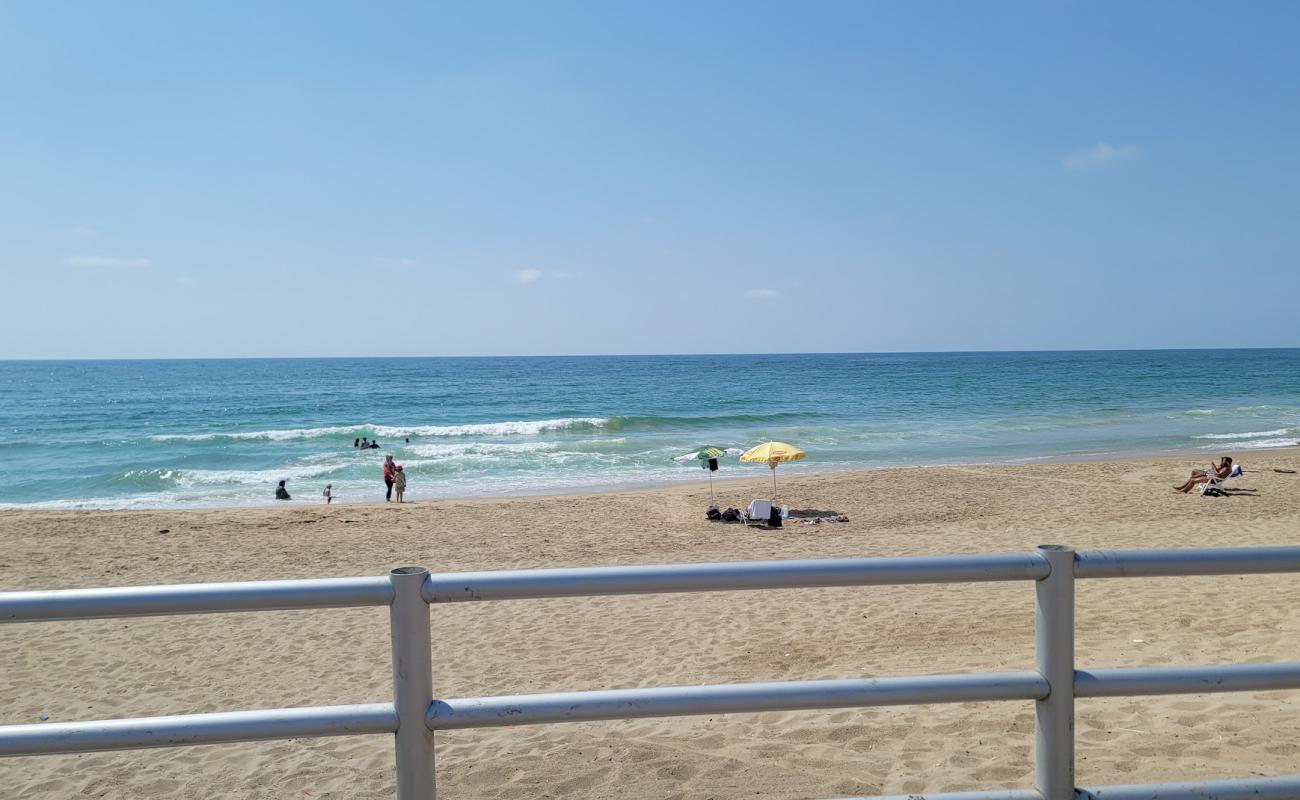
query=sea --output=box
[0,350,1297,509]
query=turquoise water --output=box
[1,350,1298,508]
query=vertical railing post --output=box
[1034,545,1075,800]
[389,567,435,800]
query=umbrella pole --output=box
[708,471,716,506]
[771,463,778,499]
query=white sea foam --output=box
[150,427,355,442]
[386,418,608,438]
[171,463,341,486]
[148,417,609,443]
[1192,429,1290,440]
[1183,409,1215,416]
[1211,437,1300,450]
[408,442,558,458]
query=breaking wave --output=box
[1192,429,1291,440]
[149,417,610,442]
[1206,437,1300,451]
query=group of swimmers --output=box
[354,436,412,449]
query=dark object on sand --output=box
[705,506,722,521]
[1274,468,1297,474]
[768,507,783,527]
[720,507,741,522]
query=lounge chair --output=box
[742,499,772,526]
[1200,464,1243,496]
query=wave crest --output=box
[1192,429,1290,440]
[149,417,609,442]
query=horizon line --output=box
[2,345,1299,363]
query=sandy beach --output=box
[3,450,1299,799]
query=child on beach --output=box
[323,483,333,504]
[394,465,407,503]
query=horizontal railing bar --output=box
[832,775,1300,800]
[0,703,396,757]
[1080,774,1300,799]
[426,672,1048,730]
[5,547,1299,624]
[1074,546,1300,579]
[422,553,1051,603]
[827,791,1040,800]
[1076,662,1300,698]
[0,576,395,623]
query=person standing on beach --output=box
[382,454,396,501]
[393,465,407,503]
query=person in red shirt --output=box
[382,454,397,501]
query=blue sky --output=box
[2,1,1298,358]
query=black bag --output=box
[721,507,741,522]
[768,507,782,527]
[706,506,722,520]
[708,457,719,472]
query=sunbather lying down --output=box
[1174,456,1232,493]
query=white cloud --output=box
[514,268,544,283]
[70,226,99,238]
[552,270,580,280]
[175,275,197,286]
[1062,142,1139,170]
[373,256,418,271]
[744,288,779,300]
[66,255,151,268]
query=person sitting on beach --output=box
[1174,456,1233,493]
[275,480,291,500]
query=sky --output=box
[2,1,1298,359]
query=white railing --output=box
[3,546,1300,800]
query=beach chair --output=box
[742,499,772,526]
[1200,464,1243,496]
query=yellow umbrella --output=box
[739,441,806,497]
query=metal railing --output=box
[3,545,1300,799]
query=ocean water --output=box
[0,350,1297,509]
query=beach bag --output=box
[721,507,741,522]
[768,507,783,527]
[706,507,722,520]
[707,457,719,472]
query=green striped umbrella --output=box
[674,446,731,505]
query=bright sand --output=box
[3,451,1300,798]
